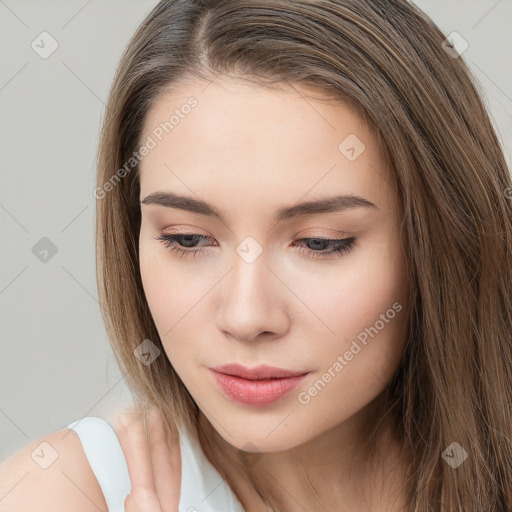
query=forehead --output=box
[138,77,394,215]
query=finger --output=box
[124,486,165,512]
[146,408,181,512]
[124,492,142,512]
[113,410,163,512]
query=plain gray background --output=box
[1,0,511,463]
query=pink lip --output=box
[209,363,308,380]
[208,364,310,406]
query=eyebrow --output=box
[140,191,377,222]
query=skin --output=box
[135,76,411,512]
[0,404,178,512]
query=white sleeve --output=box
[66,416,131,512]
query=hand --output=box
[111,406,181,512]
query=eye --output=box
[292,236,356,259]
[155,233,216,258]
[155,232,356,260]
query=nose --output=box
[215,254,290,343]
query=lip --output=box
[208,364,310,406]
[209,363,309,380]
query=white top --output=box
[66,416,245,512]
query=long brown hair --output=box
[95,1,512,510]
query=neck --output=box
[197,397,413,512]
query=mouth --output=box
[208,364,310,406]
[208,363,309,380]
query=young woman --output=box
[2,1,511,511]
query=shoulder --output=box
[0,424,108,512]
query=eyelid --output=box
[158,226,354,242]
[295,228,353,239]
[160,225,210,235]
[156,232,356,261]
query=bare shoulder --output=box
[0,426,108,512]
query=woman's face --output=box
[138,77,409,451]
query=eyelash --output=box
[154,232,356,260]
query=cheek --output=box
[293,239,407,342]
[139,241,187,350]
[139,243,168,322]
[293,244,408,424]
[139,239,199,325]
[138,241,212,370]
[290,242,408,407]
